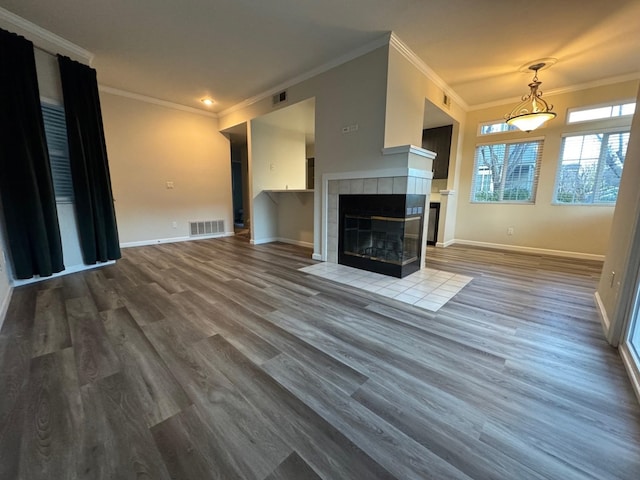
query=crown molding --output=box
[468,72,640,111]
[98,86,218,118]
[389,32,468,112]
[0,7,93,63]
[219,32,391,118]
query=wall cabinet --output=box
[422,125,452,179]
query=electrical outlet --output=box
[166,181,174,189]
[172,221,177,229]
[507,227,514,235]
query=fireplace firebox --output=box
[338,194,426,278]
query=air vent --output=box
[442,92,452,109]
[189,220,225,237]
[272,90,287,106]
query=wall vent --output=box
[272,90,287,106]
[442,92,452,109]
[189,220,225,237]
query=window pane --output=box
[567,102,636,123]
[479,121,518,135]
[555,131,629,204]
[596,132,628,203]
[471,140,542,203]
[621,103,636,116]
[41,103,74,201]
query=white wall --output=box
[455,80,639,258]
[249,119,307,243]
[101,92,233,245]
[250,120,306,191]
[220,45,391,257]
[597,85,640,342]
[384,45,465,149]
[277,193,314,247]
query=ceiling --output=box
[1,0,639,115]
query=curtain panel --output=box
[0,29,65,279]
[58,55,121,264]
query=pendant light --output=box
[505,62,556,132]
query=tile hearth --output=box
[300,262,472,312]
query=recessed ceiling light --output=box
[201,97,214,106]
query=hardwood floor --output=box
[1,237,639,479]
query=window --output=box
[41,102,74,202]
[567,102,635,124]
[478,120,518,136]
[471,139,543,203]
[554,130,629,204]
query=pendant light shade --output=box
[505,63,556,132]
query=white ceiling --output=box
[1,0,639,114]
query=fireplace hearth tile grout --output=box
[299,263,472,312]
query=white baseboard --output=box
[312,253,323,261]
[251,237,313,249]
[594,291,612,341]
[620,343,640,405]
[435,239,455,248]
[120,232,232,248]
[275,237,314,249]
[251,237,278,245]
[451,239,605,261]
[0,285,13,333]
[12,260,116,287]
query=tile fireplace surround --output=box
[322,145,435,271]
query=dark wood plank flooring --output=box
[1,237,639,479]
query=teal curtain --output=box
[0,29,64,279]
[58,55,121,264]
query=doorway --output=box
[226,124,250,237]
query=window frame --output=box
[470,136,544,204]
[566,100,636,125]
[552,127,630,206]
[477,119,519,136]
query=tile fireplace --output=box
[339,194,425,278]
[322,144,436,278]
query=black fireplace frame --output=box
[338,194,426,278]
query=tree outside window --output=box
[554,131,629,204]
[471,140,542,203]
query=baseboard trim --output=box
[435,239,455,248]
[275,238,314,249]
[251,237,278,245]
[251,237,313,249]
[594,291,612,341]
[451,239,605,261]
[620,343,640,405]
[0,284,13,333]
[12,260,116,287]
[120,233,232,248]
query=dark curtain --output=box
[0,29,65,279]
[58,55,121,264]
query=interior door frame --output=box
[618,204,640,402]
